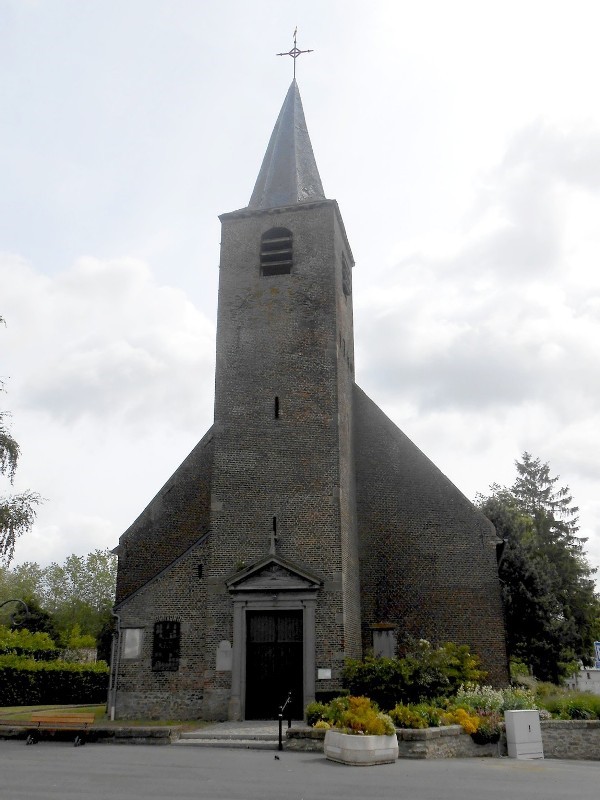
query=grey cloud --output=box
[356,122,600,420]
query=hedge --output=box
[0,626,59,661]
[0,655,109,706]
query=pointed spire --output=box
[248,80,325,210]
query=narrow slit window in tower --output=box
[274,396,280,418]
[261,228,293,276]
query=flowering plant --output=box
[308,695,395,736]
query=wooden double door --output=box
[245,610,303,720]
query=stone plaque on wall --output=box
[216,640,232,671]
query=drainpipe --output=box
[109,611,122,722]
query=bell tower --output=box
[112,73,508,725]
[206,80,362,719]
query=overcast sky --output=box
[2,0,600,579]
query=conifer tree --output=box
[478,453,599,683]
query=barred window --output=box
[260,228,292,276]
[152,620,180,671]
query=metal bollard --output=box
[278,711,283,751]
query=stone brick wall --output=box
[115,430,214,604]
[353,385,508,684]
[540,720,600,759]
[112,184,508,719]
[204,200,363,711]
[333,211,362,664]
[114,535,211,720]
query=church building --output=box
[111,80,507,721]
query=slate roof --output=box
[248,80,325,210]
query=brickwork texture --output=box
[113,159,507,720]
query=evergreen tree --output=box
[478,454,599,683]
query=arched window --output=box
[260,227,293,276]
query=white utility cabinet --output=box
[504,710,544,759]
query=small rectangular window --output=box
[122,628,143,660]
[152,620,181,671]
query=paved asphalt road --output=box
[1,743,599,800]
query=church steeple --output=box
[248,80,325,210]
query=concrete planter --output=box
[324,729,399,766]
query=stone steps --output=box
[173,721,300,750]
[174,737,280,750]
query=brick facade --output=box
[111,83,507,721]
[353,386,508,684]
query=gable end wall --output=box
[115,427,214,604]
[353,384,508,684]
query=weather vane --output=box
[277,27,313,79]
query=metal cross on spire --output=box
[277,27,314,79]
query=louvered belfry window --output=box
[260,228,293,276]
[151,620,181,671]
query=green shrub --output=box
[509,658,530,681]
[455,684,504,713]
[563,697,596,720]
[537,690,600,720]
[304,695,395,735]
[325,695,352,727]
[389,703,445,729]
[535,681,565,699]
[0,654,109,706]
[343,641,486,709]
[305,701,329,727]
[335,696,395,735]
[470,711,503,744]
[539,693,566,717]
[501,686,537,711]
[0,625,58,661]
[455,683,537,713]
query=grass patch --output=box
[0,704,211,729]
[0,704,105,722]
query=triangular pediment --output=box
[226,555,321,592]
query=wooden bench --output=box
[26,712,96,746]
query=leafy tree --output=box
[0,561,46,607]
[42,549,117,642]
[0,549,117,645]
[0,316,41,564]
[478,453,599,683]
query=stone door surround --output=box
[226,555,321,721]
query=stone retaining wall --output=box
[0,724,175,745]
[287,720,600,760]
[541,720,600,760]
[395,725,503,759]
[285,726,502,757]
